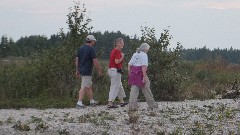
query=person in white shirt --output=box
[128,43,158,111]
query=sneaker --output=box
[90,101,98,107]
[120,102,128,107]
[76,104,86,109]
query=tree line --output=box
[1,34,239,64]
[0,2,239,108]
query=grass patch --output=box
[0,98,77,109]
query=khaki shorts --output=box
[81,76,92,88]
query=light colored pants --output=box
[108,68,126,101]
[129,77,156,111]
[81,76,92,89]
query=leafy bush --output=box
[138,26,187,101]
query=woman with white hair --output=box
[128,43,158,111]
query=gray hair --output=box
[136,43,150,52]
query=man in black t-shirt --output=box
[75,35,102,109]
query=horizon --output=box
[1,0,240,50]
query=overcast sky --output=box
[0,0,240,49]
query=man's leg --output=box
[83,76,98,106]
[76,76,90,108]
[79,87,86,101]
[86,86,93,101]
[86,86,98,106]
[76,87,86,108]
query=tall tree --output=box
[66,1,92,51]
[140,26,185,101]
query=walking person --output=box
[128,43,158,111]
[75,35,102,109]
[107,38,128,108]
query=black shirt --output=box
[76,44,96,76]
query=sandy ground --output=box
[0,99,240,135]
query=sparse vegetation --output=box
[57,129,70,135]
[0,1,240,135]
[12,121,30,131]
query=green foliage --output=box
[0,2,93,108]
[66,1,92,50]
[139,26,186,101]
[1,1,240,108]
[182,47,240,64]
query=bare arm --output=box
[93,58,102,75]
[75,57,80,77]
[128,64,131,76]
[142,65,148,82]
[115,53,124,64]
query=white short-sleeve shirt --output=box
[128,51,148,66]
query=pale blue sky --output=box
[0,0,240,49]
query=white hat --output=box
[86,35,97,41]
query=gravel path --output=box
[0,99,240,135]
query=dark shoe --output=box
[90,101,98,107]
[120,102,128,107]
[107,104,118,108]
[76,104,86,109]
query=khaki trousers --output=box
[81,76,92,89]
[108,68,126,101]
[129,77,156,111]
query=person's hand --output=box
[76,70,80,78]
[121,53,125,58]
[142,75,148,83]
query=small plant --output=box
[64,117,75,123]
[225,107,235,119]
[157,130,166,135]
[102,131,109,135]
[147,111,157,117]
[189,121,205,135]
[6,117,13,124]
[78,112,115,126]
[35,122,48,131]
[31,116,43,123]
[205,123,215,134]
[217,103,226,113]
[63,112,70,118]
[128,111,139,124]
[78,115,88,123]
[169,117,176,123]
[170,127,183,135]
[12,121,30,131]
[58,128,70,135]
